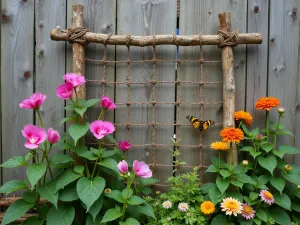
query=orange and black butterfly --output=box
[186,115,215,131]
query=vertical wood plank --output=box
[246,0,269,128]
[67,0,116,123]
[1,0,34,186]
[35,1,66,143]
[268,0,300,163]
[179,0,247,181]
[116,0,177,188]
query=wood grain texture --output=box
[179,0,247,181]
[115,0,177,188]
[246,0,269,128]
[268,0,300,164]
[1,0,34,187]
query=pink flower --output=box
[241,203,256,220]
[19,93,46,110]
[117,160,128,174]
[56,83,73,99]
[101,96,116,110]
[47,128,60,144]
[90,120,115,140]
[260,190,274,205]
[22,124,47,149]
[118,140,132,151]
[133,160,152,178]
[63,73,86,87]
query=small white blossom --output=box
[178,202,189,212]
[162,200,172,209]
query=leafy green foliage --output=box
[46,204,75,225]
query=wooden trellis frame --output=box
[0,5,262,223]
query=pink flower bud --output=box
[56,83,73,99]
[47,128,60,144]
[257,134,263,139]
[63,73,86,87]
[101,96,116,110]
[21,124,47,149]
[118,140,132,151]
[117,160,128,174]
[133,160,152,178]
[277,107,285,115]
[19,93,47,110]
[89,120,115,140]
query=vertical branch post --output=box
[219,12,238,165]
[72,5,86,100]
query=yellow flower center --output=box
[225,200,239,210]
[243,205,252,214]
[30,138,36,144]
[264,191,273,199]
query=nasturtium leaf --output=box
[68,122,89,145]
[270,177,285,194]
[76,176,105,211]
[26,163,47,188]
[46,204,75,225]
[0,180,27,194]
[258,156,277,175]
[1,156,26,168]
[100,208,122,223]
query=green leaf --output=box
[238,218,253,225]
[101,150,116,158]
[59,117,74,127]
[21,216,44,225]
[261,143,274,152]
[278,128,294,136]
[70,144,88,155]
[257,175,270,184]
[292,213,300,224]
[135,203,155,219]
[105,190,124,203]
[68,122,89,145]
[1,156,26,168]
[237,174,256,185]
[26,163,46,188]
[120,218,140,225]
[49,154,74,165]
[216,177,230,194]
[220,169,231,178]
[76,176,105,211]
[209,186,222,204]
[58,185,79,202]
[253,217,262,225]
[201,182,216,194]
[283,173,300,185]
[256,209,267,222]
[206,164,219,173]
[46,204,75,225]
[273,149,285,159]
[88,196,103,222]
[0,180,27,194]
[25,152,34,162]
[258,156,277,175]
[278,145,300,158]
[140,186,152,195]
[74,165,85,174]
[270,177,285,194]
[211,214,229,225]
[128,195,146,205]
[74,106,87,117]
[231,179,243,189]
[104,134,117,144]
[85,99,100,108]
[226,191,243,202]
[241,123,251,137]
[122,188,133,199]
[55,169,82,193]
[1,199,34,225]
[250,127,259,137]
[274,193,291,210]
[249,192,259,201]
[140,178,158,186]
[37,181,59,209]
[269,207,291,224]
[23,191,38,203]
[79,151,98,160]
[101,208,122,223]
[292,202,300,212]
[98,158,119,175]
[240,147,261,159]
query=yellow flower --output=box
[200,201,215,215]
[255,97,280,111]
[220,197,243,216]
[220,128,244,143]
[210,142,229,151]
[234,111,253,126]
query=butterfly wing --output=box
[200,120,215,131]
[186,116,201,129]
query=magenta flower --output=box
[19,92,46,110]
[241,203,256,220]
[133,160,152,178]
[90,120,115,140]
[63,73,86,87]
[118,140,133,151]
[101,96,116,110]
[260,190,274,205]
[22,124,47,149]
[56,83,73,99]
[117,160,129,174]
[47,128,60,144]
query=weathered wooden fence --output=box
[1,0,300,188]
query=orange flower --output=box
[210,142,229,151]
[220,128,244,143]
[234,111,253,126]
[255,97,280,111]
[200,201,215,215]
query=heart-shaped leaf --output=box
[258,156,277,175]
[69,122,89,145]
[26,163,46,188]
[270,177,285,194]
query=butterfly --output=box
[186,115,215,131]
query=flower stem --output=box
[98,109,105,120]
[121,176,135,221]
[74,87,79,106]
[36,109,44,128]
[266,111,269,142]
[229,143,232,169]
[273,114,282,148]
[91,141,102,179]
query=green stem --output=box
[36,109,44,128]
[91,141,102,179]
[74,88,79,106]
[273,114,282,148]
[266,111,269,142]
[98,109,105,120]
[218,152,221,168]
[229,143,232,169]
[121,176,135,221]
[85,160,91,178]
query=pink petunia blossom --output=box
[47,128,60,144]
[133,160,152,178]
[22,124,47,149]
[118,140,132,151]
[90,120,115,140]
[117,160,129,174]
[19,93,47,110]
[101,96,116,110]
[63,73,86,87]
[56,83,73,99]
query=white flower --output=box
[178,202,189,212]
[162,200,172,209]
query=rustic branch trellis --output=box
[0,5,262,222]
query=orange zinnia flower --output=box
[210,142,229,151]
[234,111,253,126]
[220,128,244,143]
[255,97,280,111]
[200,201,215,215]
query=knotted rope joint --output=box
[67,27,89,45]
[217,30,239,48]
